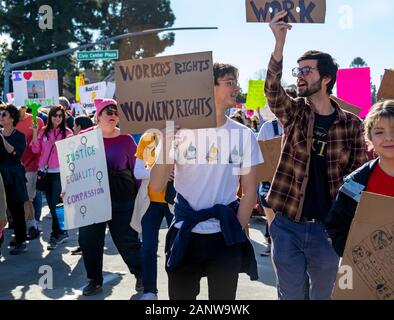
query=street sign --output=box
[77,50,119,61]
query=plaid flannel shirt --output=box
[264,55,367,221]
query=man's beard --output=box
[297,78,323,97]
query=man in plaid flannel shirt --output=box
[264,11,367,300]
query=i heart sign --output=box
[23,72,33,80]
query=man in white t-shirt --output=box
[150,63,264,300]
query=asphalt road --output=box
[0,206,277,300]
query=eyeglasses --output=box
[218,79,239,88]
[0,112,8,118]
[292,66,316,77]
[104,109,118,117]
[53,113,63,118]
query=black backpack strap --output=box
[272,119,279,136]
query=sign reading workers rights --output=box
[115,51,216,134]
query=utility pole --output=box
[3,26,217,100]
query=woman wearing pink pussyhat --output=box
[77,98,143,296]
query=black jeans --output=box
[79,200,142,285]
[167,232,242,300]
[43,173,63,237]
[6,190,26,244]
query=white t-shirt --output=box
[172,117,264,233]
[257,119,284,141]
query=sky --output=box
[1,0,392,95]
[160,0,394,93]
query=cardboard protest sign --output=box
[79,81,108,114]
[105,82,116,98]
[332,192,394,300]
[337,67,372,118]
[331,95,361,117]
[245,0,326,23]
[56,128,111,230]
[12,70,59,107]
[115,51,216,134]
[258,136,282,182]
[246,80,267,110]
[377,69,394,101]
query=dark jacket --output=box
[165,193,258,280]
[324,159,379,257]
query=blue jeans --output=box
[33,190,43,222]
[141,202,173,294]
[270,213,340,300]
[43,173,63,236]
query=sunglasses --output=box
[104,109,118,116]
[53,113,63,118]
[292,66,316,77]
[0,112,8,118]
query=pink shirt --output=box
[31,127,73,171]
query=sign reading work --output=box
[245,0,326,23]
[115,51,216,134]
[12,70,59,107]
[77,50,119,61]
[56,128,112,230]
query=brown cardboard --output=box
[257,137,282,182]
[332,192,394,300]
[245,0,326,23]
[331,95,361,117]
[115,52,216,134]
[377,69,394,101]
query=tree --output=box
[0,0,176,96]
[350,57,367,68]
[0,0,102,94]
[96,0,175,77]
[0,42,11,97]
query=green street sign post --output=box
[77,50,119,61]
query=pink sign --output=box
[246,110,254,117]
[337,67,371,118]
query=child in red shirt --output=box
[325,100,394,257]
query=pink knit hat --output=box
[94,98,117,116]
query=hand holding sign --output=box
[26,102,42,127]
[269,10,292,43]
[270,10,292,61]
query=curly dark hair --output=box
[0,104,20,126]
[297,51,339,95]
[44,105,67,138]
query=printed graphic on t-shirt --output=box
[229,145,241,164]
[177,140,243,167]
[206,144,219,164]
[184,142,197,161]
[312,125,328,157]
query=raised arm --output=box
[265,10,298,128]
